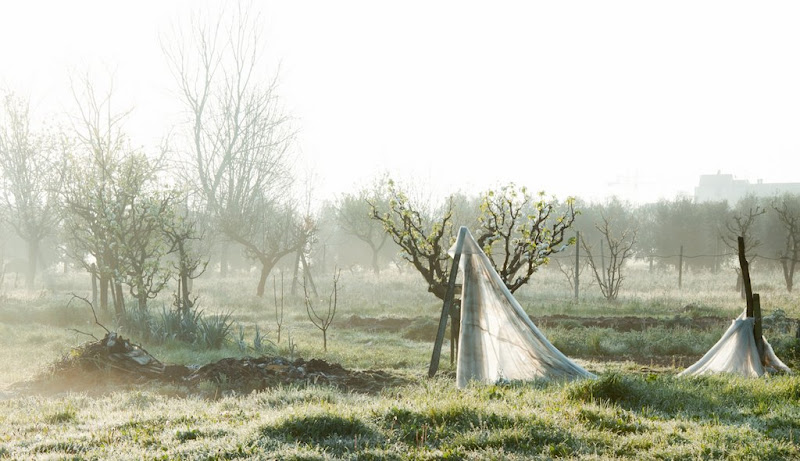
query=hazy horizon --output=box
[2,0,799,206]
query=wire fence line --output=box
[548,252,793,263]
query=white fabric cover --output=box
[453,228,595,388]
[679,310,791,377]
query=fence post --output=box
[429,226,468,378]
[753,293,764,361]
[738,236,754,317]
[574,232,580,299]
[678,245,684,289]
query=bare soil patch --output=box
[342,313,728,336]
[12,333,412,398]
[533,314,727,332]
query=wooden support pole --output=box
[678,245,684,289]
[737,236,754,317]
[753,293,764,361]
[574,232,580,299]
[428,226,468,378]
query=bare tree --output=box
[772,194,800,292]
[583,212,637,301]
[304,268,340,352]
[113,155,177,311]
[475,184,577,293]
[721,201,765,257]
[163,197,208,314]
[0,92,63,288]
[62,76,132,316]
[64,75,174,316]
[336,182,390,275]
[273,272,285,343]
[721,199,766,295]
[163,3,299,296]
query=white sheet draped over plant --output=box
[679,311,791,377]
[453,228,595,388]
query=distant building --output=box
[694,172,800,204]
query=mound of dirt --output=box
[343,313,730,337]
[342,314,441,341]
[180,356,407,394]
[14,333,411,398]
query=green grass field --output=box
[1,263,799,459]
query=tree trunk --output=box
[178,241,193,310]
[25,238,39,289]
[782,257,792,293]
[137,282,147,311]
[100,272,109,312]
[290,249,301,296]
[91,264,98,308]
[371,246,380,275]
[257,258,275,297]
[219,242,229,277]
[113,281,126,318]
[301,253,318,297]
[181,272,192,310]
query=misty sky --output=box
[2,1,799,205]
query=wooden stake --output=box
[753,293,764,362]
[574,232,580,299]
[428,226,468,378]
[737,236,754,317]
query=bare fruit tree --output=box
[64,76,175,316]
[163,199,208,314]
[582,212,637,301]
[337,182,391,275]
[62,76,133,316]
[0,92,63,288]
[772,194,800,292]
[304,268,341,352]
[721,199,765,295]
[163,3,300,296]
[273,273,285,343]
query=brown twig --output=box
[69,292,110,334]
[68,328,99,340]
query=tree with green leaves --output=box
[369,178,456,300]
[475,184,578,293]
[63,76,174,316]
[370,179,578,300]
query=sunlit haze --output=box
[2,0,799,205]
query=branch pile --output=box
[21,332,407,397]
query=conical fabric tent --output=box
[679,310,791,377]
[452,227,595,388]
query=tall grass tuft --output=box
[122,304,235,349]
[197,312,234,349]
[568,372,634,404]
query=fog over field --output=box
[2,0,800,205]
[2,3,800,459]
